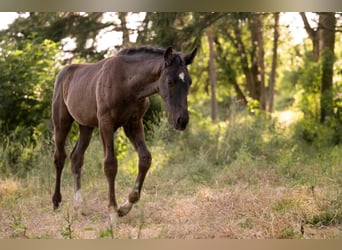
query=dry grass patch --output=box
[0,178,21,196]
[0,178,341,239]
[107,185,342,239]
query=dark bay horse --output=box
[51,46,197,217]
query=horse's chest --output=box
[114,98,149,124]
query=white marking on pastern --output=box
[74,190,83,203]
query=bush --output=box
[0,37,61,137]
[294,118,337,147]
[142,111,290,190]
[0,126,53,177]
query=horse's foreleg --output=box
[99,119,118,219]
[70,125,93,212]
[118,120,151,217]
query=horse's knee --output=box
[104,157,118,178]
[140,151,152,170]
[54,150,66,169]
[70,154,84,174]
[104,157,118,168]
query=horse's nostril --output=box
[175,116,188,130]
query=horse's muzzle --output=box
[174,114,189,131]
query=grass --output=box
[0,112,342,239]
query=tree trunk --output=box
[255,13,266,110]
[233,24,256,99]
[118,12,130,47]
[268,12,280,113]
[319,13,336,123]
[227,69,248,106]
[250,13,266,110]
[214,34,248,107]
[300,12,320,62]
[207,27,218,122]
[300,12,336,123]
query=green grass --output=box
[1,112,342,238]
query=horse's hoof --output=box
[117,201,133,217]
[52,200,60,210]
[117,207,129,217]
[52,193,62,210]
[117,210,126,217]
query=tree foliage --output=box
[0,12,341,172]
[0,36,61,136]
[137,12,341,142]
[1,12,118,61]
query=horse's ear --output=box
[164,46,173,66]
[184,47,197,65]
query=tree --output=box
[137,12,227,50]
[206,26,218,122]
[214,13,269,111]
[0,37,61,136]
[300,12,336,122]
[136,12,182,48]
[300,12,320,62]
[319,13,336,122]
[250,13,266,110]
[1,12,113,61]
[214,40,248,107]
[268,12,280,113]
[118,12,131,47]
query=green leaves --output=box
[0,37,61,135]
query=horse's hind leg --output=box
[70,125,93,210]
[118,120,151,217]
[52,112,73,210]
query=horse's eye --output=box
[168,80,176,88]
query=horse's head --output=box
[159,47,197,131]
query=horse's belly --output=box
[65,92,98,127]
[69,104,98,127]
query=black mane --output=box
[117,46,166,56]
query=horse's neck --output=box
[128,58,162,99]
[135,80,159,99]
